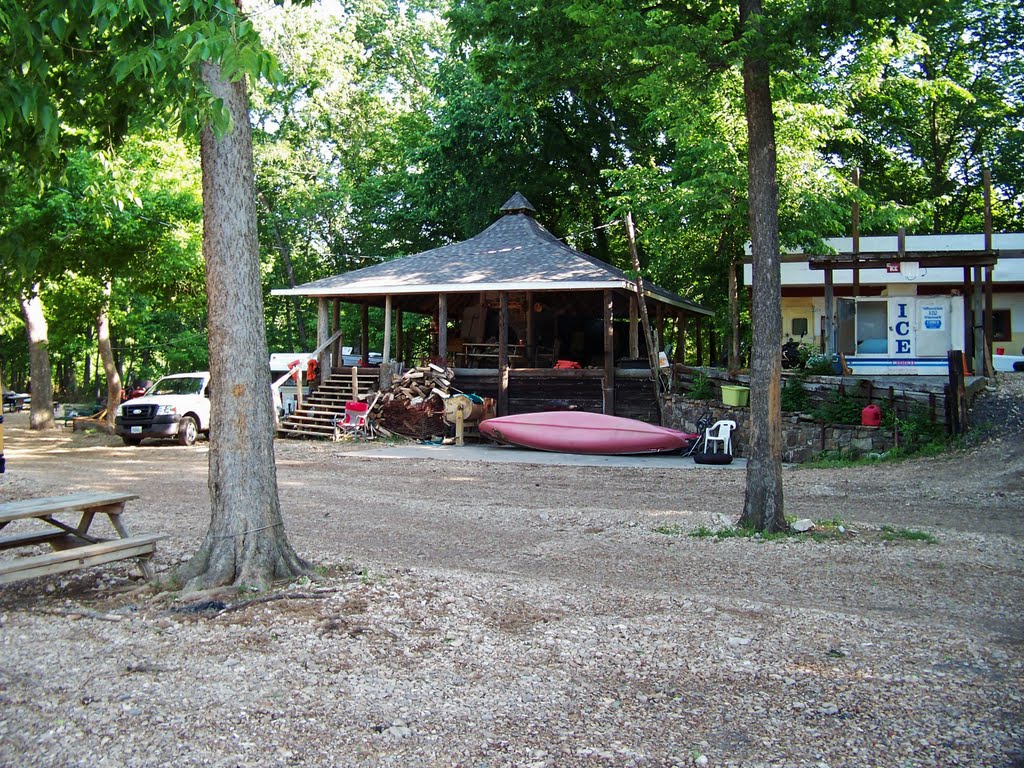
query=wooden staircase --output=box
[277,367,380,439]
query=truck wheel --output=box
[122,436,142,447]
[177,416,198,446]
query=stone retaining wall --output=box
[662,397,896,463]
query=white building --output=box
[744,233,1024,375]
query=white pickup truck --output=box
[115,371,211,446]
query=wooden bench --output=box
[0,535,165,585]
[0,492,165,585]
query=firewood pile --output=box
[368,363,456,439]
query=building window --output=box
[993,309,1011,342]
[791,317,808,337]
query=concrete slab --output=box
[350,441,747,469]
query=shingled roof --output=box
[273,194,711,316]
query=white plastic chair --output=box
[704,420,736,455]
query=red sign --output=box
[886,263,901,273]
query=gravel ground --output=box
[0,375,1022,768]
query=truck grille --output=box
[122,404,158,421]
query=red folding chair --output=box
[334,401,370,440]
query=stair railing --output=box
[271,330,342,419]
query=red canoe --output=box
[478,411,695,455]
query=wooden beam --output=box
[525,290,535,365]
[603,289,615,414]
[973,265,984,375]
[984,266,994,376]
[438,293,448,366]
[824,268,835,356]
[629,295,639,358]
[729,260,739,370]
[332,300,342,370]
[317,299,330,370]
[675,314,686,364]
[984,168,993,252]
[808,253,998,270]
[624,212,663,412]
[964,267,973,358]
[695,317,704,365]
[983,168,994,378]
[498,292,509,416]
[395,309,404,366]
[852,167,860,298]
[382,294,392,364]
[360,303,369,366]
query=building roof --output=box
[743,233,1024,287]
[273,194,712,316]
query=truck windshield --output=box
[150,377,205,396]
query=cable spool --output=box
[443,394,485,425]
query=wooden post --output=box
[963,267,974,360]
[603,289,615,415]
[695,317,704,365]
[525,290,535,366]
[973,266,985,376]
[824,268,835,355]
[624,212,663,408]
[983,169,994,377]
[729,259,740,370]
[332,300,341,372]
[381,295,393,389]
[984,267,994,376]
[852,167,860,298]
[382,295,392,363]
[395,309,404,367]
[437,293,448,366]
[498,292,509,416]
[946,350,965,436]
[629,295,639,359]
[656,305,665,354]
[675,314,686,364]
[317,298,330,371]
[360,304,369,367]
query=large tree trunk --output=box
[97,279,122,431]
[738,0,786,533]
[19,285,56,431]
[176,61,309,591]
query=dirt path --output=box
[0,399,1022,767]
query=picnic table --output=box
[2,392,30,413]
[0,491,165,585]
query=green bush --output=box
[780,376,809,412]
[812,391,863,424]
[883,406,946,451]
[804,353,836,376]
[688,371,714,400]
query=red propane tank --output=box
[861,403,882,427]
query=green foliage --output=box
[880,526,937,544]
[689,523,844,543]
[812,391,862,425]
[804,353,836,376]
[687,372,715,400]
[883,407,947,453]
[652,523,686,536]
[780,376,808,412]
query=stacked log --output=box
[368,363,456,439]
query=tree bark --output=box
[19,285,56,430]
[97,279,122,432]
[176,61,309,591]
[738,0,786,533]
